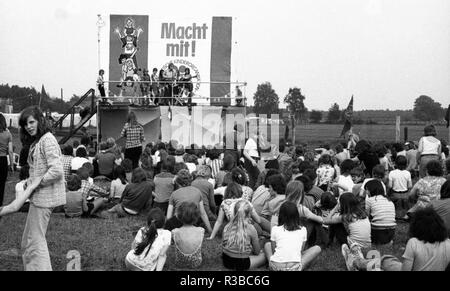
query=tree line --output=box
[251,82,448,124]
[1,83,447,125]
[0,84,90,113]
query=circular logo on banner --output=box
[162,59,201,93]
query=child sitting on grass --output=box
[208,182,262,240]
[77,166,109,200]
[172,202,205,269]
[359,165,387,201]
[364,180,396,245]
[65,174,107,218]
[192,165,216,221]
[109,166,128,203]
[387,155,412,219]
[314,191,338,224]
[331,159,355,196]
[260,174,287,225]
[316,154,336,192]
[82,162,95,184]
[323,192,371,250]
[222,200,266,271]
[108,168,154,217]
[125,208,171,271]
[121,158,133,182]
[264,201,322,271]
[314,191,338,245]
[350,166,365,197]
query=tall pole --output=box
[96,14,105,72]
[395,116,401,142]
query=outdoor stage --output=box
[98,104,246,148]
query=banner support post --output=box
[395,116,401,143]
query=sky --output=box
[0,0,449,111]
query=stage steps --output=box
[52,88,97,144]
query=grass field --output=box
[0,171,409,271]
[1,124,424,271]
[279,123,449,148]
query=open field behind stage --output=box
[278,123,449,147]
[9,123,448,154]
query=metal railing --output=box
[99,80,247,106]
[53,88,96,132]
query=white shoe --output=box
[341,244,356,271]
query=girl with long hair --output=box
[324,192,371,250]
[222,200,266,270]
[125,208,171,271]
[285,181,324,224]
[139,143,154,179]
[285,181,327,247]
[208,182,262,240]
[18,106,66,270]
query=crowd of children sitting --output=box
[7,123,450,271]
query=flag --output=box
[340,95,353,137]
[445,105,450,128]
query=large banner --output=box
[148,16,212,105]
[109,15,149,96]
[108,15,232,105]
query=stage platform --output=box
[98,104,247,148]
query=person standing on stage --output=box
[121,112,145,169]
[18,106,66,271]
[150,68,160,105]
[235,85,243,106]
[97,69,106,103]
[141,69,151,105]
[163,63,177,100]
